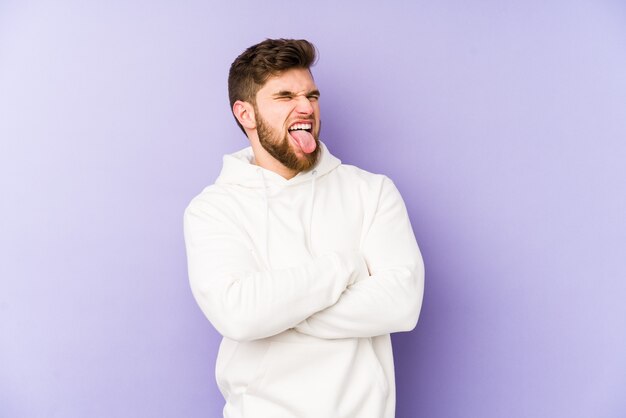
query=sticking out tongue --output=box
[289,129,317,154]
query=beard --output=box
[255,108,321,173]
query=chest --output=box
[231,181,376,269]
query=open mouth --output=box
[287,122,316,154]
[288,123,313,134]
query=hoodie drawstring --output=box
[258,168,271,269]
[256,168,318,267]
[307,170,317,256]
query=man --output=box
[184,38,424,418]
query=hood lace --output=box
[258,168,271,269]
[307,170,318,256]
[256,168,319,269]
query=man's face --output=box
[253,68,322,172]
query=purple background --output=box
[1,1,625,417]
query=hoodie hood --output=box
[215,141,341,188]
[213,141,341,268]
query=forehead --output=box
[258,68,317,95]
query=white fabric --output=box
[184,142,424,418]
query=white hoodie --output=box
[184,142,424,418]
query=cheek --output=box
[271,108,293,126]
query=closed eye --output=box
[272,89,320,101]
[307,90,321,101]
[273,91,294,100]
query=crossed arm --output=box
[184,177,424,342]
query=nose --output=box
[294,95,314,115]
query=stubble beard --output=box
[255,108,321,173]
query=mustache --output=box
[287,116,316,124]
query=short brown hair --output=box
[228,38,317,133]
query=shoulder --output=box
[331,163,396,193]
[184,183,239,220]
[334,165,410,217]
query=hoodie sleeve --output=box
[184,194,364,342]
[294,177,425,339]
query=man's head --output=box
[228,39,322,177]
[228,39,317,130]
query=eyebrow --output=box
[272,89,321,98]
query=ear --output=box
[233,100,256,130]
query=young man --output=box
[184,38,424,418]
